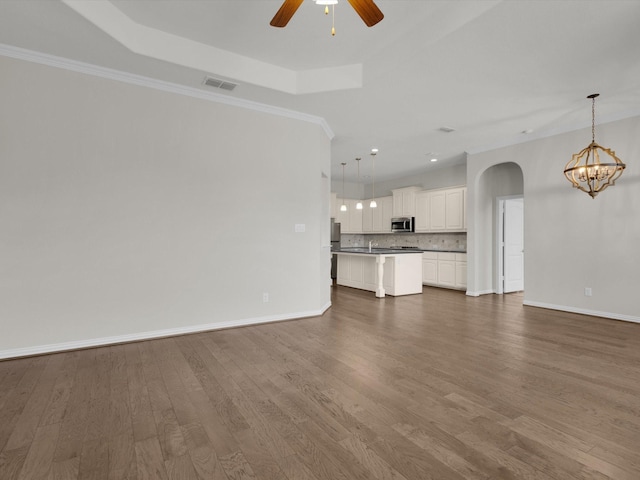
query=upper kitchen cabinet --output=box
[392,187,421,217]
[363,196,393,233]
[429,187,466,231]
[415,191,430,232]
[417,186,466,232]
[348,199,363,233]
[334,186,464,234]
[444,187,465,230]
[373,196,393,233]
[335,197,350,232]
[362,200,373,233]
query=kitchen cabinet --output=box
[415,191,430,232]
[362,196,393,233]
[428,187,466,232]
[334,185,465,234]
[348,199,363,233]
[392,187,421,217]
[416,186,466,232]
[429,190,446,230]
[455,255,467,289]
[437,253,456,287]
[362,201,373,232]
[335,198,364,233]
[421,252,438,285]
[445,187,465,230]
[335,198,350,232]
[373,196,393,233]
[422,252,467,290]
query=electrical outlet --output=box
[584,287,592,297]
[263,292,269,303]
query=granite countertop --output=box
[333,247,424,255]
[333,247,466,254]
[419,249,467,253]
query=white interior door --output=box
[504,197,524,293]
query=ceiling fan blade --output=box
[270,0,304,27]
[347,0,384,27]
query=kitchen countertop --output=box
[333,247,466,254]
[333,247,423,255]
[416,249,467,253]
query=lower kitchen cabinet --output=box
[422,252,467,290]
[421,253,438,284]
[455,259,467,289]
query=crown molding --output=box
[0,43,334,140]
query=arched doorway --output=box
[474,162,524,295]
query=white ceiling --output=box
[2,0,640,183]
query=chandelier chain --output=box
[591,96,596,143]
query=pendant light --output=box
[340,162,347,212]
[564,94,626,198]
[355,158,363,209]
[370,149,378,208]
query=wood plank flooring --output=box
[1,285,640,479]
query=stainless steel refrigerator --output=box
[330,219,341,279]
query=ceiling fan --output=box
[270,0,384,28]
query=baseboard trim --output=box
[523,300,640,324]
[0,302,332,360]
[466,289,495,297]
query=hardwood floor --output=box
[1,285,639,479]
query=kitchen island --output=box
[333,248,423,298]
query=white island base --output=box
[335,252,423,298]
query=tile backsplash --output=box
[341,232,466,252]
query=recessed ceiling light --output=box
[430,158,438,162]
[371,148,379,153]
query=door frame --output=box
[495,195,524,295]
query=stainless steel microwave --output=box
[391,217,414,233]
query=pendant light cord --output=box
[371,152,376,202]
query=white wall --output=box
[0,55,332,357]
[467,116,640,322]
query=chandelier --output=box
[563,94,626,198]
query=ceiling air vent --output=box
[203,76,237,91]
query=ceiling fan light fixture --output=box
[271,0,383,30]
